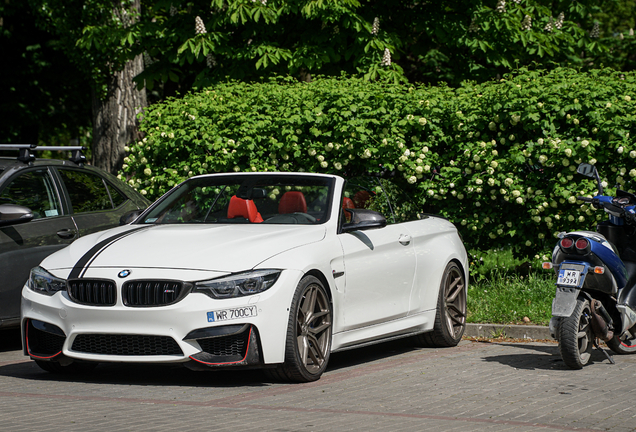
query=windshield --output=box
[140,174,334,225]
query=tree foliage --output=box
[32,0,632,96]
[0,0,91,144]
[98,1,636,89]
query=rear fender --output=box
[552,286,581,317]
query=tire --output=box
[276,276,332,383]
[558,298,594,369]
[35,360,98,374]
[607,334,636,354]
[414,262,466,348]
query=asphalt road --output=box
[0,327,633,432]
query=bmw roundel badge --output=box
[118,269,132,278]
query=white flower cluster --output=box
[521,15,532,31]
[544,17,554,32]
[468,18,479,33]
[381,48,391,66]
[143,52,156,67]
[169,4,177,16]
[251,0,267,4]
[496,0,506,13]
[372,17,380,35]
[555,12,564,30]
[195,16,207,35]
[206,53,217,68]
[590,22,600,38]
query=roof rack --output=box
[0,144,87,165]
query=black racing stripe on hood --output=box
[68,226,150,279]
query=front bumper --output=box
[21,268,301,367]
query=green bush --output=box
[121,68,636,258]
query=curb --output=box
[465,323,551,340]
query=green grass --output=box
[467,272,555,326]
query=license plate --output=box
[557,269,581,287]
[207,306,257,322]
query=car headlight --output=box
[195,270,281,299]
[28,266,67,296]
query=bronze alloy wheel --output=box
[295,279,332,374]
[415,262,466,347]
[275,276,332,382]
[443,264,467,340]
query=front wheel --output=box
[273,276,333,383]
[558,298,594,369]
[607,333,636,354]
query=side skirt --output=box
[331,310,435,353]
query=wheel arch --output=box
[449,258,468,288]
[303,269,333,304]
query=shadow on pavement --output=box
[482,342,614,370]
[0,360,271,388]
[0,328,21,352]
[328,337,419,371]
[0,336,423,387]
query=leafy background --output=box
[121,67,636,259]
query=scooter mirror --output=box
[577,163,596,178]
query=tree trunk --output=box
[91,54,147,174]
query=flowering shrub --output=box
[122,68,636,258]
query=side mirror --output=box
[341,209,387,233]
[0,204,34,227]
[119,209,144,225]
[577,163,596,178]
[577,162,603,195]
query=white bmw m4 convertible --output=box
[21,172,468,382]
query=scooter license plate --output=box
[557,269,581,287]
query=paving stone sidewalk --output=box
[0,328,633,432]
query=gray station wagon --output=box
[0,145,150,328]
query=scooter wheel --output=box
[607,334,636,354]
[558,298,594,369]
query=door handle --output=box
[57,229,77,240]
[399,234,411,246]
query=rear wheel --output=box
[558,298,593,369]
[607,333,636,354]
[274,276,332,383]
[414,262,466,347]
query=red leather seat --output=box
[227,196,263,223]
[342,197,355,210]
[278,191,307,214]
[353,190,372,208]
[342,197,355,222]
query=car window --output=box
[58,169,113,213]
[0,169,62,220]
[343,177,394,224]
[106,183,126,208]
[377,178,422,223]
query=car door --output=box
[0,167,76,324]
[337,177,416,331]
[56,168,137,236]
[378,177,454,315]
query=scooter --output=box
[544,162,636,369]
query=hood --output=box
[42,223,326,274]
